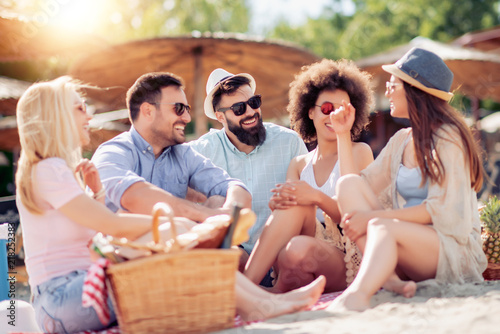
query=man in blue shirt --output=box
[189,69,308,274]
[92,72,251,222]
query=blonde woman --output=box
[16,77,325,333]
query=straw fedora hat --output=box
[204,68,256,119]
[382,47,454,101]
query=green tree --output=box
[99,0,249,41]
[268,0,500,60]
[269,10,350,61]
[343,0,500,59]
[0,0,249,43]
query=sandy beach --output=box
[11,278,500,333]
[221,279,500,334]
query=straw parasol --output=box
[0,112,129,152]
[69,32,321,137]
[452,25,500,54]
[0,13,111,152]
[0,14,107,62]
[356,37,500,104]
[0,77,128,152]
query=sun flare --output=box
[46,0,110,34]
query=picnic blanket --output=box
[80,258,341,334]
[75,291,342,334]
[75,259,342,333]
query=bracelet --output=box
[93,187,106,200]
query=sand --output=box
[220,280,500,334]
[11,279,500,333]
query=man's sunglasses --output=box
[218,95,262,116]
[315,102,343,115]
[152,102,191,116]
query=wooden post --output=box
[192,46,206,139]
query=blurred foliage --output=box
[269,0,500,60]
[0,0,249,43]
[87,0,249,41]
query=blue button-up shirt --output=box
[189,122,307,252]
[92,126,247,212]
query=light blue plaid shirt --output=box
[189,123,308,253]
[92,126,247,213]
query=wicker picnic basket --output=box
[106,203,239,334]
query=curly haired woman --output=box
[244,59,374,293]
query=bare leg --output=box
[235,272,326,322]
[327,219,439,311]
[235,246,249,273]
[335,174,382,213]
[334,175,412,295]
[244,205,316,284]
[272,235,347,293]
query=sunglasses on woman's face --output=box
[152,102,191,116]
[218,95,262,116]
[315,102,343,115]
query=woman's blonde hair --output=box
[16,76,83,214]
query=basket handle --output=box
[152,202,181,252]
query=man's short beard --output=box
[227,114,266,147]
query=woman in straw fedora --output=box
[326,48,487,311]
[244,59,374,293]
[15,76,326,333]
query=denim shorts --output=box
[32,270,116,334]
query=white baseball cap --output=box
[204,68,256,119]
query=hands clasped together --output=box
[269,180,318,211]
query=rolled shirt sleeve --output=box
[180,145,249,197]
[92,126,247,212]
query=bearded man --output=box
[189,69,307,285]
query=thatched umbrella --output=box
[69,33,321,137]
[0,13,110,152]
[0,15,107,61]
[0,77,128,152]
[0,76,31,117]
[0,112,129,152]
[452,26,500,54]
[356,37,500,104]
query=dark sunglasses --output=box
[153,102,191,116]
[315,102,343,115]
[218,95,262,116]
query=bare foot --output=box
[383,276,417,298]
[326,290,370,312]
[238,275,326,322]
